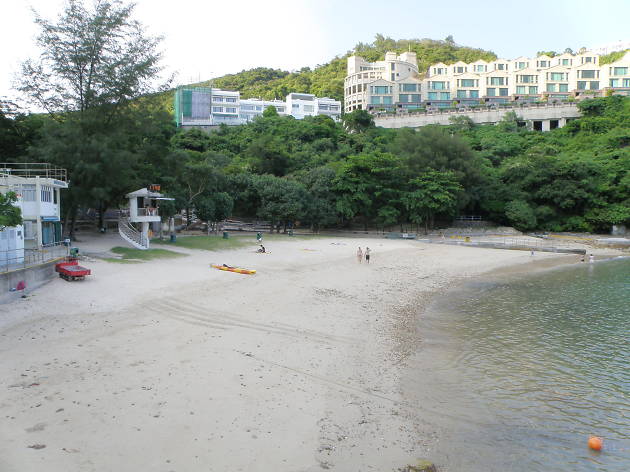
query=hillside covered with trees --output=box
[6,94,627,235]
[193,35,497,102]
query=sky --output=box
[2,0,630,108]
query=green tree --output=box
[18,0,166,116]
[0,192,22,230]
[504,200,537,231]
[18,0,170,235]
[403,170,463,232]
[262,106,279,118]
[254,175,308,233]
[342,110,374,133]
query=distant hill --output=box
[177,35,497,104]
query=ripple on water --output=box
[408,258,630,472]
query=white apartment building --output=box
[344,51,422,112]
[0,164,68,266]
[175,87,341,128]
[345,50,630,111]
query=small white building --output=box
[175,87,341,128]
[118,187,171,250]
[0,164,68,267]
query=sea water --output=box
[406,257,630,471]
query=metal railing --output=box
[0,163,68,182]
[0,242,67,273]
[118,213,147,249]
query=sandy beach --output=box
[0,235,603,471]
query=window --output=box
[409,94,421,103]
[474,65,486,72]
[538,61,549,68]
[529,86,538,94]
[613,67,628,75]
[589,81,599,90]
[427,92,438,100]
[469,90,479,98]
[517,62,527,69]
[401,83,417,92]
[585,57,593,63]
[430,81,446,90]
[21,184,36,201]
[624,79,630,87]
[516,86,526,94]
[319,104,329,110]
[41,185,52,203]
[225,97,237,103]
[212,106,223,113]
[577,81,587,90]
[390,63,395,70]
[457,90,467,98]
[399,94,409,102]
[330,105,339,111]
[440,92,451,100]
[382,96,393,105]
[559,84,568,92]
[518,75,536,83]
[225,107,237,113]
[487,88,496,96]
[609,79,619,87]
[241,105,255,111]
[580,70,596,79]
[434,67,445,75]
[213,96,224,102]
[292,103,300,109]
[497,64,505,70]
[499,88,508,96]
[549,72,565,81]
[489,77,504,86]
[255,106,263,111]
[455,67,465,73]
[561,59,570,66]
[547,84,556,92]
[276,107,285,113]
[373,85,390,94]
[371,96,381,104]
[304,105,314,112]
[460,79,476,87]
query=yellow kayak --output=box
[211,264,256,275]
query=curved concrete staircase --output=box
[118,213,149,250]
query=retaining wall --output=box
[0,258,62,304]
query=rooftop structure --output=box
[174,87,341,129]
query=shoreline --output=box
[0,236,624,471]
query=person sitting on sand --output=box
[357,247,363,263]
[257,245,266,253]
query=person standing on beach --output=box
[365,247,371,264]
[589,254,595,263]
[357,247,363,263]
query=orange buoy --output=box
[588,436,603,451]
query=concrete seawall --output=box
[375,103,581,129]
[0,258,62,304]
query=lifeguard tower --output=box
[118,185,171,249]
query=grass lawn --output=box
[152,234,254,251]
[104,246,187,263]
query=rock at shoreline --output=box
[403,459,438,472]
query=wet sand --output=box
[0,236,601,471]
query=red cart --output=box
[55,259,91,281]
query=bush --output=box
[505,200,537,231]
